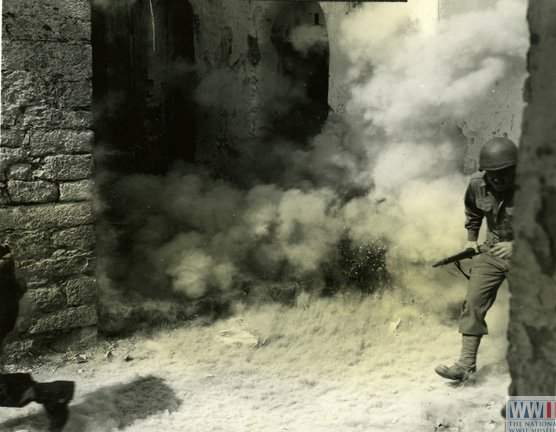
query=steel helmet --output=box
[479,137,518,171]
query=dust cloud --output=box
[97,0,528,324]
[344,0,527,136]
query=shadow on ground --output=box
[0,375,181,431]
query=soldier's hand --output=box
[464,241,479,253]
[490,241,513,259]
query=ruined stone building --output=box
[1,0,553,395]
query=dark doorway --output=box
[91,0,197,175]
[269,3,330,143]
[91,0,199,319]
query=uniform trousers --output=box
[458,252,509,336]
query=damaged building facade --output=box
[0,0,553,395]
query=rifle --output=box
[432,247,480,279]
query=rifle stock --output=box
[432,248,479,268]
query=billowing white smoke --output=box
[99,0,528,305]
[339,0,527,264]
[344,0,528,137]
[342,143,468,264]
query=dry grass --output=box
[0,283,510,432]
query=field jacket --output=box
[464,172,514,249]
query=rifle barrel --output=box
[432,248,478,268]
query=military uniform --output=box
[436,136,518,382]
[458,171,514,336]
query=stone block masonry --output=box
[1,0,97,351]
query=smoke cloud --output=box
[343,0,528,137]
[98,0,528,317]
[338,0,527,261]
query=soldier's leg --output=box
[457,334,482,371]
[0,373,74,430]
[34,380,75,431]
[0,373,36,407]
[458,253,509,336]
[1,245,74,430]
[1,338,74,430]
[436,254,508,381]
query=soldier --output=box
[0,245,75,431]
[435,137,517,381]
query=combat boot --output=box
[435,334,481,382]
[435,363,476,381]
[34,381,75,431]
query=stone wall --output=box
[507,0,556,396]
[0,0,97,352]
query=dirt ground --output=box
[0,283,511,432]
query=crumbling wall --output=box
[0,0,97,352]
[507,0,556,396]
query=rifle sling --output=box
[454,261,471,280]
